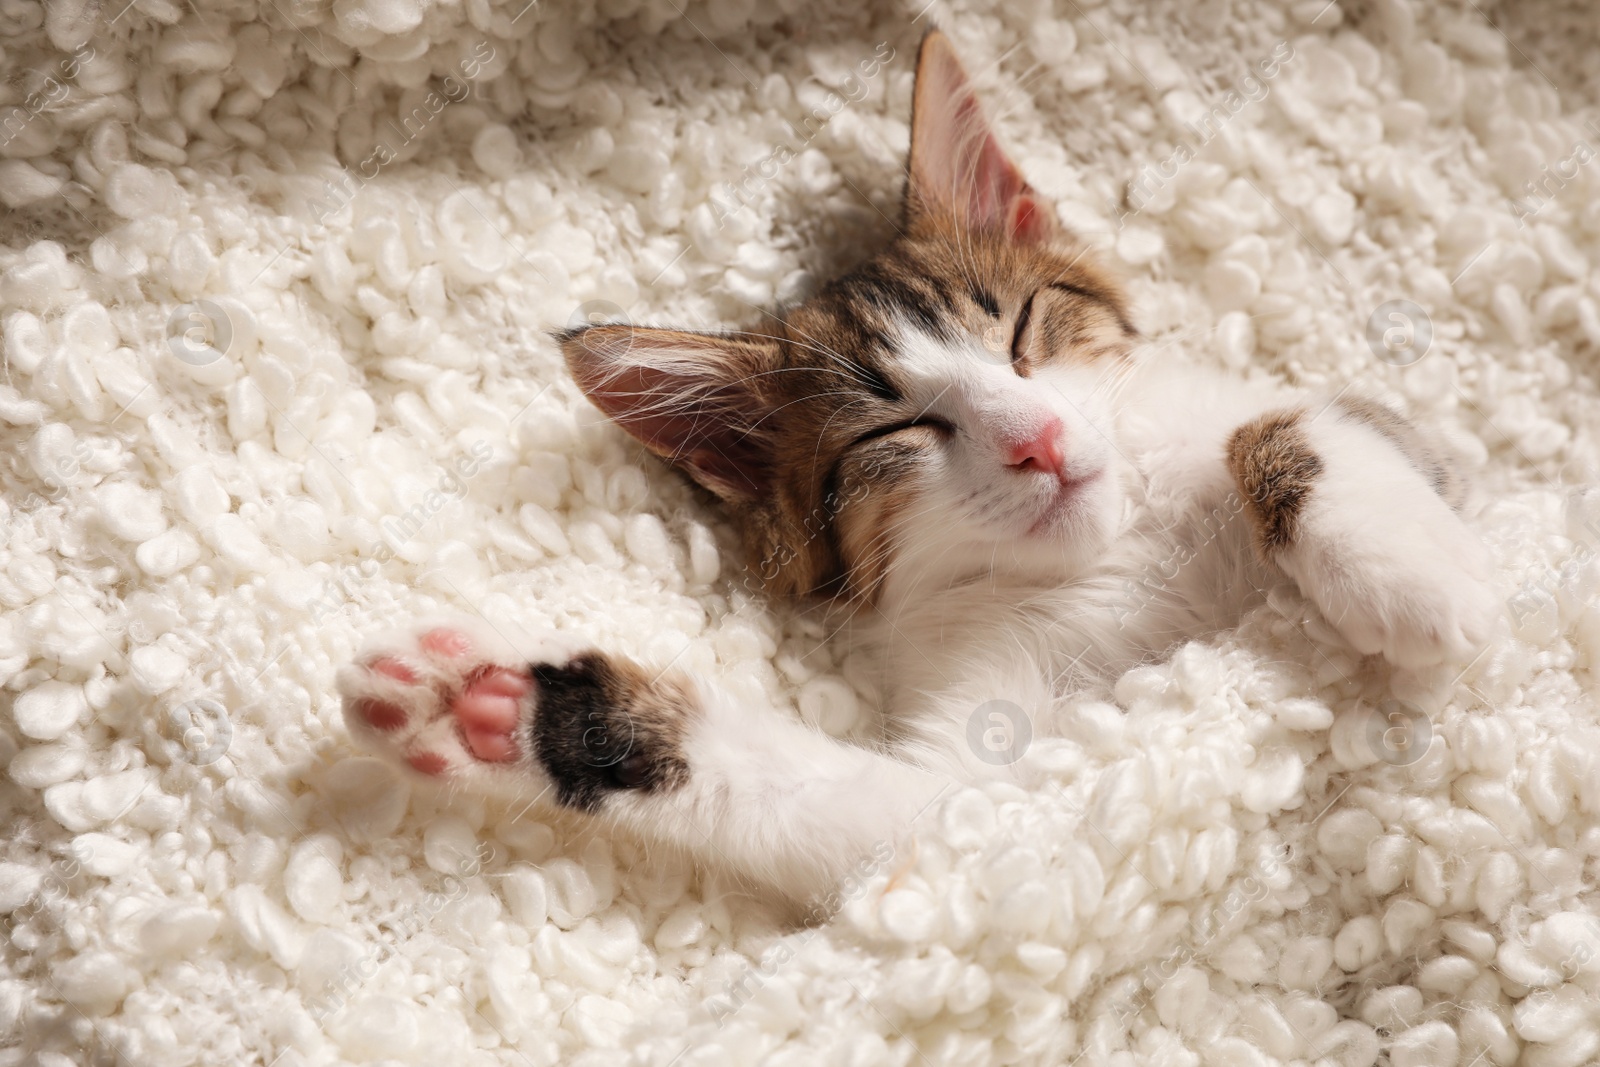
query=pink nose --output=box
[1004,416,1066,477]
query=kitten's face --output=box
[772,230,1133,600]
[563,31,1135,606]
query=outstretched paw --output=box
[335,623,697,810]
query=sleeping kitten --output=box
[336,31,1498,906]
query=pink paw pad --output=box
[408,751,450,776]
[372,657,417,684]
[360,701,408,732]
[421,628,473,658]
[357,658,418,732]
[454,667,531,763]
[352,636,532,768]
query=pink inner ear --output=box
[1007,193,1052,244]
[911,34,1055,244]
[576,361,772,500]
[968,130,1027,229]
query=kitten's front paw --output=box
[1287,500,1499,671]
[335,623,696,811]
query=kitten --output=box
[336,31,1498,906]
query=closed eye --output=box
[1011,290,1037,370]
[848,416,955,449]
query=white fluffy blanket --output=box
[3,0,1599,1064]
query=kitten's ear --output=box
[561,325,778,502]
[906,30,1056,244]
